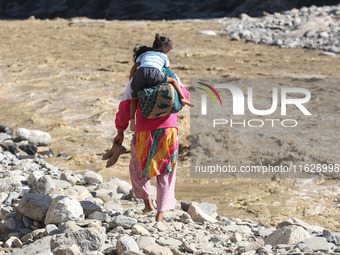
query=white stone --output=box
[83,171,103,185]
[187,203,217,223]
[298,237,334,252]
[0,176,22,193]
[144,244,172,255]
[199,30,217,36]
[132,224,150,236]
[16,128,51,146]
[45,196,83,225]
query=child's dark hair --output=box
[133,45,153,63]
[152,34,172,53]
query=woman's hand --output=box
[113,130,124,145]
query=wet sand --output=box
[0,18,339,230]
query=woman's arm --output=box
[129,62,141,79]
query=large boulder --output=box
[45,196,83,225]
[16,128,51,146]
[0,176,22,193]
[17,193,52,221]
[265,225,311,246]
[50,225,106,253]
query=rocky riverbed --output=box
[0,10,340,240]
[1,126,340,254]
[221,4,340,54]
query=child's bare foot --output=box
[142,199,155,213]
[130,119,136,131]
[180,97,194,107]
[156,212,168,226]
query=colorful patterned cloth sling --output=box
[133,127,178,180]
[137,68,182,119]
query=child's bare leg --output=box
[166,78,193,107]
[143,199,155,213]
[130,98,138,131]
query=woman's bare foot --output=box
[156,211,168,226]
[142,199,155,213]
[180,97,194,107]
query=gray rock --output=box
[223,223,252,235]
[11,236,52,255]
[60,171,78,185]
[45,224,59,236]
[198,202,218,216]
[110,215,138,229]
[182,240,196,253]
[16,128,51,146]
[136,236,156,250]
[297,237,334,252]
[116,235,139,255]
[256,246,273,254]
[4,236,22,248]
[83,170,103,185]
[180,201,190,212]
[265,225,311,246]
[231,232,243,243]
[52,244,82,255]
[323,229,340,245]
[27,171,44,187]
[0,192,8,204]
[320,51,337,57]
[258,227,276,238]
[22,215,34,229]
[0,133,11,142]
[53,179,72,189]
[2,217,25,234]
[45,196,83,225]
[88,211,109,222]
[110,178,132,195]
[30,175,56,195]
[157,237,182,247]
[131,224,150,236]
[58,220,82,233]
[143,244,173,255]
[4,191,20,205]
[50,225,105,253]
[17,193,52,221]
[0,176,22,193]
[80,200,103,217]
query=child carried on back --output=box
[129,34,192,131]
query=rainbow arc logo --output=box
[196,82,223,106]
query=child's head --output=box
[133,45,152,63]
[152,34,172,54]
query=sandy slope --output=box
[0,18,339,230]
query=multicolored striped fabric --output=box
[133,127,178,180]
